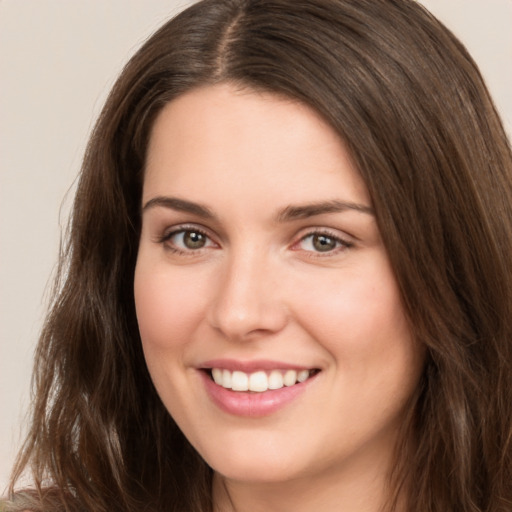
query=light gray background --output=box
[1,0,511,492]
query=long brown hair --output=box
[6,0,512,510]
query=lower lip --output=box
[200,371,316,417]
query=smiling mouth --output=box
[206,368,320,393]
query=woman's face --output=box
[135,84,424,487]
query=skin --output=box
[134,83,425,511]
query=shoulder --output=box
[2,488,89,512]
[1,490,71,512]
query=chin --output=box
[213,459,302,484]
[201,438,309,484]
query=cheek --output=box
[293,259,413,363]
[134,263,209,352]
[296,263,423,433]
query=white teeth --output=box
[297,369,309,383]
[283,370,297,387]
[222,369,232,388]
[231,371,249,391]
[212,368,223,385]
[210,368,314,392]
[248,371,268,392]
[268,370,284,390]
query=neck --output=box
[212,449,404,512]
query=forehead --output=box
[143,83,370,210]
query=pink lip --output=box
[200,359,312,372]
[198,361,319,418]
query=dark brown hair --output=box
[5,0,512,510]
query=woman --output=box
[4,0,512,510]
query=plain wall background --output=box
[1,0,511,492]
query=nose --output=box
[207,249,288,341]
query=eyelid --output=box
[153,222,353,256]
[156,223,219,252]
[291,227,354,255]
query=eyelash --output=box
[157,226,353,256]
[293,230,354,256]
[157,225,215,255]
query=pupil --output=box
[184,231,205,249]
[313,234,336,252]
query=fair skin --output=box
[134,83,424,512]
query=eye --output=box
[160,227,216,252]
[297,231,352,254]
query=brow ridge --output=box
[276,200,374,222]
[142,196,374,222]
[142,196,215,219]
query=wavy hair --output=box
[5,0,512,510]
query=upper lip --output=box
[199,359,317,372]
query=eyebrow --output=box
[276,200,374,222]
[142,196,374,221]
[142,196,216,219]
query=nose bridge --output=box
[208,244,286,340]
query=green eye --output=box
[162,228,214,252]
[182,231,207,249]
[312,234,337,252]
[298,231,351,254]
